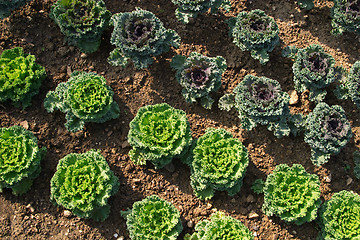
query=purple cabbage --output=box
[184,65,211,89]
[124,19,153,46]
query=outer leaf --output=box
[0,0,29,18]
[123,195,183,240]
[50,0,111,53]
[228,9,279,64]
[262,164,321,225]
[296,0,314,10]
[109,8,181,69]
[318,191,360,239]
[44,71,120,132]
[50,150,119,221]
[0,126,45,195]
[353,151,360,179]
[171,0,231,24]
[190,128,249,200]
[185,212,254,240]
[304,102,352,166]
[171,52,226,109]
[128,103,192,169]
[0,47,46,108]
[331,0,360,35]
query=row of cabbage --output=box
[1,0,360,239]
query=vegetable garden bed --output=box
[0,0,359,239]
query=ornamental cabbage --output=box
[296,0,314,10]
[44,71,120,132]
[171,0,231,24]
[50,0,111,53]
[335,60,360,109]
[0,0,29,18]
[0,126,45,195]
[283,44,339,102]
[219,75,301,138]
[331,0,360,35]
[184,211,254,240]
[262,164,321,225]
[171,52,227,109]
[318,190,360,239]
[121,195,183,240]
[188,128,249,200]
[304,102,352,166]
[50,150,119,221]
[108,8,181,69]
[128,103,192,169]
[227,9,280,64]
[0,47,46,108]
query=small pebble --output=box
[289,90,299,105]
[113,233,118,238]
[324,174,332,183]
[20,120,29,130]
[246,194,255,203]
[346,177,353,185]
[121,141,130,149]
[248,211,259,219]
[63,210,72,218]
[80,53,87,58]
[187,220,194,228]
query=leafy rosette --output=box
[0,126,45,195]
[283,44,338,102]
[184,212,253,240]
[0,47,46,108]
[304,102,352,166]
[171,52,227,109]
[171,0,231,24]
[128,103,192,169]
[219,75,301,138]
[262,164,321,225]
[335,61,360,109]
[50,0,111,53]
[50,150,119,221]
[121,195,183,240]
[227,9,280,64]
[108,8,181,69]
[331,0,360,35]
[318,190,360,239]
[44,71,120,132]
[295,0,314,10]
[189,128,249,200]
[0,0,29,19]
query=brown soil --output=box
[1,0,360,239]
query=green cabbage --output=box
[121,195,183,240]
[171,52,227,109]
[262,164,321,225]
[108,8,181,69]
[44,71,120,132]
[0,126,45,195]
[184,211,253,240]
[128,103,192,169]
[0,47,46,108]
[50,149,119,221]
[318,190,360,239]
[227,9,279,64]
[189,128,249,200]
[50,0,111,53]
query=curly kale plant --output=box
[50,0,111,53]
[128,103,192,169]
[0,126,45,195]
[262,164,321,225]
[171,52,227,109]
[296,0,314,10]
[44,71,120,132]
[108,8,181,69]
[331,0,360,35]
[283,44,339,102]
[0,47,46,108]
[227,9,279,64]
[50,150,119,221]
[171,0,231,24]
[121,195,183,240]
[304,102,352,166]
[184,212,253,240]
[189,128,249,200]
[219,75,300,138]
[335,60,360,109]
[318,190,360,239]
[0,0,29,18]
